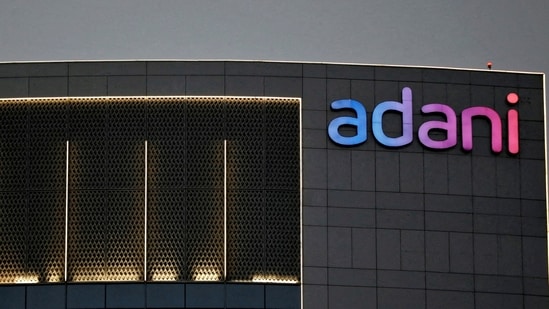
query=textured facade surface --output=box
[0,60,546,309]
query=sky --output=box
[0,0,547,76]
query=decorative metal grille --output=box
[147,189,187,281]
[265,190,300,282]
[105,190,144,281]
[28,191,65,283]
[68,190,105,282]
[227,190,265,281]
[0,96,301,284]
[0,192,27,283]
[186,189,224,281]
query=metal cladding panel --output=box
[227,189,265,281]
[186,100,225,189]
[186,188,224,281]
[68,190,106,281]
[0,95,301,285]
[68,99,146,282]
[147,189,187,281]
[0,100,67,284]
[265,190,300,281]
[0,102,27,191]
[28,191,65,283]
[0,192,27,283]
[266,101,300,190]
[146,99,188,282]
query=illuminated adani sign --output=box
[328,87,520,154]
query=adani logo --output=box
[327,87,520,154]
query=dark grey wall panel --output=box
[0,60,545,309]
[146,75,186,95]
[107,76,146,96]
[0,286,26,309]
[68,77,107,96]
[106,284,145,308]
[147,61,225,76]
[68,62,146,77]
[265,77,302,97]
[0,78,28,98]
[67,284,105,309]
[27,285,65,309]
[225,61,302,77]
[0,63,68,78]
[226,284,264,308]
[29,77,68,97]
[186,283,225,308]
[185,75,224,95]
[146,283,185,308]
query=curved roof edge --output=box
[0,59,543,75]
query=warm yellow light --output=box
[15,275,39,284]
[251,274,299,284]
[47,275,62,283]
[152,278,177,282]
[70,274,141,282]
[193,274,220,282]
[100,276,142,282]
[191,266,222,282]
[151,272,176,281]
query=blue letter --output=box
[328,99,367,146]
[372,87,413,147]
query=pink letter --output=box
[418,104,457,149]
[461,107,502,153]
[506,92,520,154]
[508,109,519,154]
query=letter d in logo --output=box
[372,87,413,147]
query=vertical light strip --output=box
[224,139,227,280]
[543,73,549,277]
[144,140,148,281]
[65,141,69,282]
[298,98,304,309]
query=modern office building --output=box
[0,60,546,308]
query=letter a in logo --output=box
[328,99,367,146]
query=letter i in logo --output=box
[506,92,519,154]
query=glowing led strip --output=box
[65,141,69,282]
[299,98,303,308]
[543,74,549,278]
[223,139,227,280]
[144,141,148,281]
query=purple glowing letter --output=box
[461,106,502,153]
[418,104,457,149]
[372,87,413,147]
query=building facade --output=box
[0,60,546,308]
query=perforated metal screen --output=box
[0,97,301,284]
